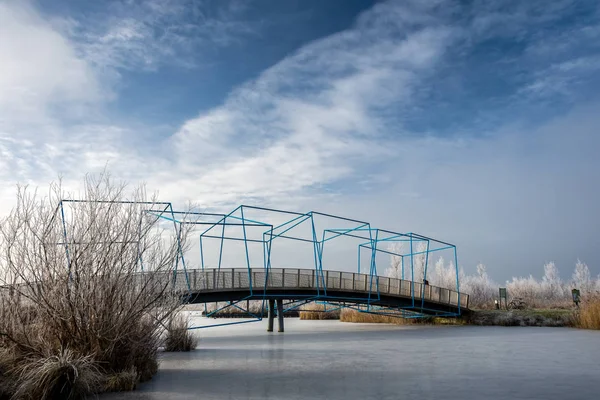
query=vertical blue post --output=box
[199,236,205,271]
[367,229,379,308]
[317,232,326,288]
[240,207,253,294]
[262,232,268,269]
[309,213,325,296]
[454,246,461,314]
[401,256,404,280]
[168,203,190,291]
[423,240,430,282]
[199,235,209,316]
[422,239,430,304]
[217,215,226,271]
[410,234,414,307]
[262,226,275,298]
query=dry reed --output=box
[103,368,138,392]
[340,309,415,324]
[339,309,460,325]
[11,348,102,400]
[299,303,340,320]
[576,296,600,329]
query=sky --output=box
[1,0,599,281]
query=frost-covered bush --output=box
[384,243,403,280]
[384,242,427,282]
[385,248,598,309]
[506,275,545,308]
[460,264,497,309]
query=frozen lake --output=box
[104,317,600,400]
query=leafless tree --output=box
[0,173,192,396]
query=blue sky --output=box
[1,0,599,280]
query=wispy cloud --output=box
[61,0,257,71]
[1,0,599,278]
[168,2,459,206]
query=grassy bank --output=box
[339,308,577,327]
[339,307,600,329]
[466,309,575,327]
[337,307,595,328]
[469,298,600,329]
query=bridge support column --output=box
[277,299,284,333]
[267,299,275,332]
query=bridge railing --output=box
[176,268,469,309]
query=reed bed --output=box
[576,296,600,329]
[164,315,198,352]
[299,303,340,320]
[339,309,444,324]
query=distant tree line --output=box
[385,243,598,309]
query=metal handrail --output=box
[173,268,469,308]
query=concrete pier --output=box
[277,299,284,332]
[267,299,275,332]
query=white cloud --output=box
[0,1,104,132]
[1,0,599,280]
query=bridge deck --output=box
[177,268,469,316]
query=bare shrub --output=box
[164,315,197,352]
[0,173,191,395]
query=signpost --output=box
[499,287,508,310]
[572,289,581,307]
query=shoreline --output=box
[191,308,579,328]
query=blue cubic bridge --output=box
[56,201,470,331]
[147,205,470,331]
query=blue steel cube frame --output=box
[57,201,462,329]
